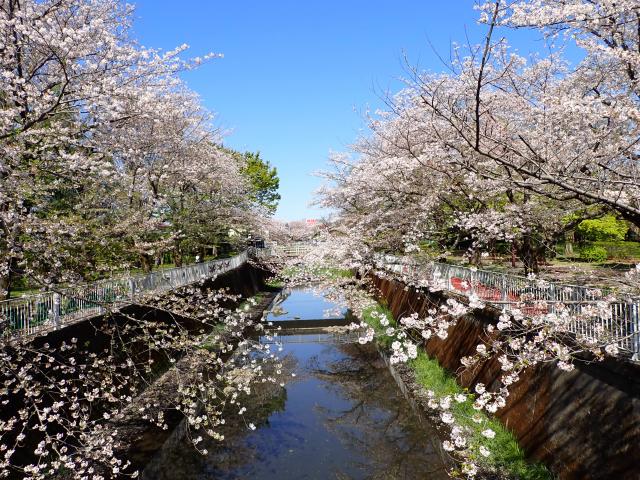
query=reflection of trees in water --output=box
[145,344,447,480]
[143,354,297,480]
[310,343,448,480]
[268,288,291,317]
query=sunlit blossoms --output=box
[0,0,270,300]
[310,1,640,478]
[0,0,280,478]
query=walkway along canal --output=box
[142,286,449,480]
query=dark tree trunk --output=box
[140,254,153,273]
[172,248,183,268]
[519,233,539,275]
[0,271,11,301]
[471,249,482,267]
[0,256,18,301]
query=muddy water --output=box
[143,287,448,480]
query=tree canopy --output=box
[238,151,281,215]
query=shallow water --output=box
[143,288,448,480]
[265,286,347,321]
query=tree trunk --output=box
[519,233,539,275]
[538,246,547,266]
[564,230,575,257]
[140,254,153,273]
[0,257,16,301]
[172,248,183,268]
[471,249,482,267]
[0,272,11,301]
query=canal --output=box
[143,286,448,479]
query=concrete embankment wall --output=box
[369,273,640,480]
[108,264,276,475]
[16,263,272,477]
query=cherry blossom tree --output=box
[311,1,640,477]
[0,0,262,298]
[0,2,279,477]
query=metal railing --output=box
[251,243,312,258]
[375,254,640,360]
[0,252,248,340]
[259,331,363,345]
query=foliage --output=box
[0,0,280,477]
[594,241,640,260]
[238,151,281,215]
[292,228,635,479]
[361,305,550,480]
[317,0,640,275]
[580,245,609,263]
[0,0,272,299]
[0,284,286,479]
[411,353,550,480]
[557,241,640,261]
[264,277,285,289]
[576,216,629,241]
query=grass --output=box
[557,241,640,262]
[9,288,40,298]
[200,323,229,352]
[361,304,552,480]
[200,292,268,351]
[317,267,354,279]
[265,278,285,288]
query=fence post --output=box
[470,269,476,297]
[501,274,507,306]
[631,300,640,362]
[52,293,61,330]
[128,279,136,302]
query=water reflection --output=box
[265,286,347,322]
[143,288,447,480]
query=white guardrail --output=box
[375,254,640,360]
[0,251,248,340]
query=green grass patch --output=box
[200,292,267,351]
[236,292,267,312]
[557,241,640,261]
[361,304,551,480]
[361,304,394,348]
[9,288,40,298]
[200,323,229,352]
[265,278,285,288]
[316,267,353,279]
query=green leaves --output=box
[238,151,281,215]
[576,215,629,242]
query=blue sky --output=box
[132,1,545,221]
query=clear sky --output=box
[132,1,544,221]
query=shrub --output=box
[576,215,628,241]
[580,245,608,262]
[594,241,640,260]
